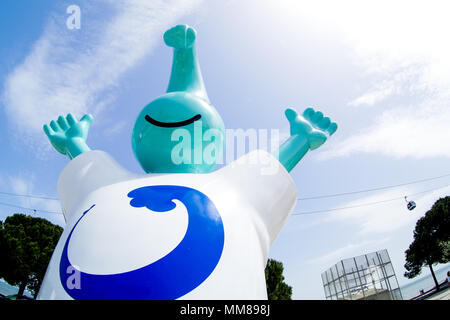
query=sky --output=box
[1,0,450,299]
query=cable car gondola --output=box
[404,196,416,211]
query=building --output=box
[321,249,403,300]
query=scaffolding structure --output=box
[321,249,403,300]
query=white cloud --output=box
[348,65,423,107]
[2,0,203,158]
[102,119,128,138]
[348,87,394,108]
[9,175,30,195]
[307,238,390,267]
[319,97,450,159]
[274,0,450,160]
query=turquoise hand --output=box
[164,24,196,49]
[277,107,337,172]
[43,113,93,159]
[285,107,337,150]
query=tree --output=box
[439,240,450,261]
[404,196,450,291]
[0,214,63,298]
[265,258,292,300]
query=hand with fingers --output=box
[276,107,337,172]
[43,113,93,159]
[285,107,337,150]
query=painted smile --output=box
[145,114,201,128]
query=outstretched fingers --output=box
[80,114,93,125]
[66,113,77,126]
[43,113,93,158]
[285,108,299,124]
[50,120,61,132]
[302,107,338,136]
[304,108,324,126]
[57,115,69,131]
[311,111,323,123]
[302,107,315,121]
[317,117,331,130]
[79,114,94,133]
[44,117,64,136]
[43,113,92,137]
[327,122,338,136]
[43,124,54,137]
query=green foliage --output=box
[265,258,292,300]
[439,240,450,261]
[404,196,450,281]
[0,214,63,298]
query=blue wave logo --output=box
[59,185,224,300]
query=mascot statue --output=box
[38,25,337,300]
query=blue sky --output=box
[1,0,449,299]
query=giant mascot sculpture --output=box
[38,25,337,300]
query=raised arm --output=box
[164,24,210,103]
[43,113,93,160]
[275,107,337,172]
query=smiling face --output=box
[132,92,225,173]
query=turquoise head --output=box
[132,25,225,173]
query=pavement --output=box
[425,286,450,300]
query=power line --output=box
[0,173,448,217]
[292,183,450,216]
[0,190,59,201]
[0,172,448,202]
[1,183,448,218]
[298,172,450,200]
[0,200,62,215]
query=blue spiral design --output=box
[59,185,224,300]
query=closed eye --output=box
[145,114,201,128]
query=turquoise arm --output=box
[43,113,93,160]
[164,25,210,103]
[277,134,310,173]
[275,107,337,172]
[65,138,91,160]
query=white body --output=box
[38,150,297,300]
